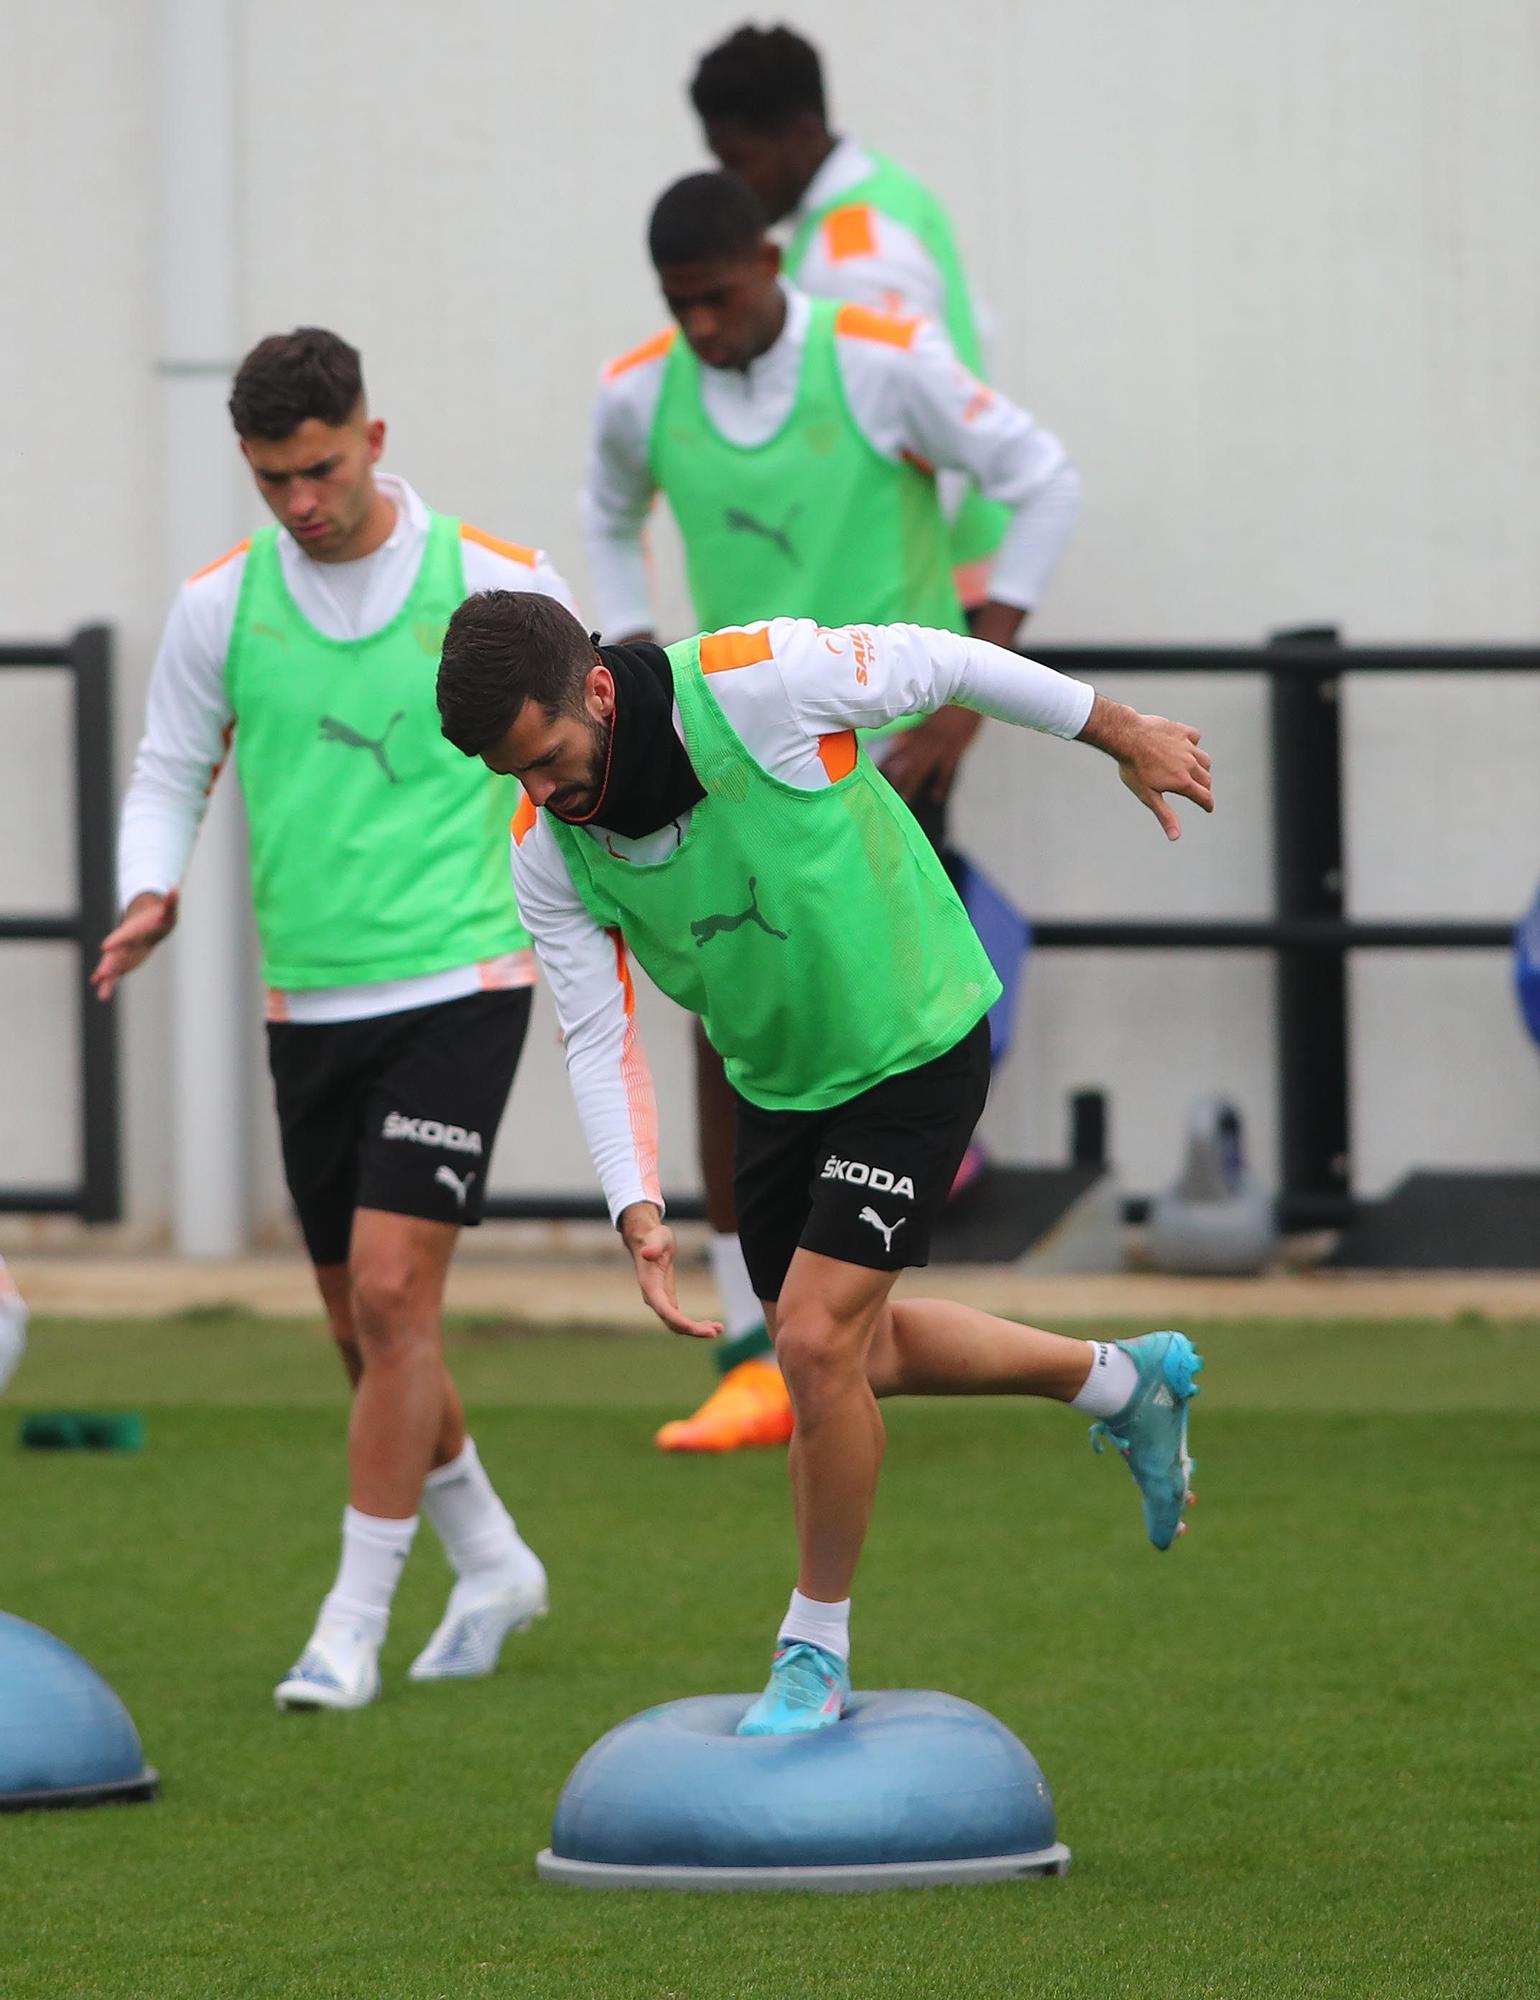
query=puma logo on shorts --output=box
[434,1164,477,1210]
[858,1206,906,1253]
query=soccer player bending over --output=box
[438,597,1211,1735]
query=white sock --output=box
[421,1438,541,1584]
[320,1506,418,1642]
[778,1588,852,1663]
[1071,1341,1140,1419]
[708,1233,767,1345]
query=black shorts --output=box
[732,1016,991,1304]
[266,987,530,1266]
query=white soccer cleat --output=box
[274,1624,381,1711]
[407,1560,548,1682]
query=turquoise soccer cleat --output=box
[1090,1331,1204,1550]
[736,1640,851,1737]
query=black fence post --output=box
[71,624,122,1223]
[1268,627,1350,1227]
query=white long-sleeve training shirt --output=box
[119,474,578,1024]
[786,133,1006,567]
[511,617,1095,1223]
[788,134,995,352]
[581,284,1079,643]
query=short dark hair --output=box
[437,591,594,757]
[689,23,826,131]
[648,171,768,268]
[228,327,364,440]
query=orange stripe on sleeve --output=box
[609,928,636,1017]
[462,522,538,568]
[603,327,677,381]
[186,538,250,585]
[203,718,235,801]
[609,928,662,1206]
[823,204,877,262]
[816,730,857,782]
[478,948,537,990]
[699,627,775,675]
[834,302,921,350]
[511,795,538,845]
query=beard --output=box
[544,713,614,824]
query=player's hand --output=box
[877,706,982,804]
[1116,714,1213,840]
[91,890,180,1001]
[619,1203,723,1341]
[1079,696,1213,841]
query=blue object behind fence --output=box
[538,1688,1069,1891]
[1515,882,1540,1048]
[0,1612,157,1809]
[951,854,1032,1064]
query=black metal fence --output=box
[1024,630,1529,1228]
[3,627,1530,1235]
[0,627,121,1220]
[489,630,1534,1228]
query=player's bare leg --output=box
[866,1293,1201,1542]
[864,1295,1103,1401]
[342,1210,459,1516]
[769,1254,893,1604]
[276,1211,544,1710]
[739,1259,1200,1735]
[313,1258,466,1469]
[738,1254,889,1735]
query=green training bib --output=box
[227,513,531,988]
[786,151,1009,571]
[649,298,962,637]
[544,633,1000,1112]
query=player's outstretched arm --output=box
[91,889,180,1001]
[619,1201,723,1341]
[1076,694,1214,841]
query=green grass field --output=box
[4,1312,1538,1999]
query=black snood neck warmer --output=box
[551,640,706,840]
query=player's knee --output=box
[348,1259,430,1346]
[774,1311,864,1407]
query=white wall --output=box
[2,0,1537,1236]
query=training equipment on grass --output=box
[19,1411,146,1451]
[0,1612,159,1810]
[537,1688,1070,1891]
[1148,1094,1277,1275]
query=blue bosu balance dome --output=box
[537,1689,1071,1891]
[0,1612,158,1811]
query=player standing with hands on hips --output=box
[96,329,573,1711]
[437,594,1211,1735]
